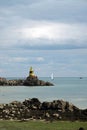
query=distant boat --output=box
[80,77,83,79]
[51,73,54,80]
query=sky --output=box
[0,0,87,77]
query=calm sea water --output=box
[0,77,87,109]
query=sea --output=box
[0,77,87,109]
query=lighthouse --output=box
[29,67,35,77]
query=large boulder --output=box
[23,98,41,109]
[23,76,54,86]
[23,76,39,86]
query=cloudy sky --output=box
[0,0,87,77]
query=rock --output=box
[0,77,24,86]
[30,98,41,107]
[0,98,87,121]
[23,76,54,86]
[23,98,41,109]
[10,101,22,107]
[0,104,4,110]
[45,112,50,118]
[45,81,54,86]
[7,79,24,86]
[41,101,51,110]
[53,113,59,118]
[0,77,7,85]
[23,76,38,86]
[0,76,53,86]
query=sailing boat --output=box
[51,73,54,80]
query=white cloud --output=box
[21,22,87,42]
[0,0,87,49]
[0,21,87,49]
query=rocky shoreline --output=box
[0,77,54,86]
[0,98,87,121]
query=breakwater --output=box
[0,77,53,86]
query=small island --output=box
[0,67,54,86]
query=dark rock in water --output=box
[23,76,54,86]
[7,79,24,86]
[0,77,24,86]
[23,76,39,86]
[0,76,53,86]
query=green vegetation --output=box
[0,120,87,130]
